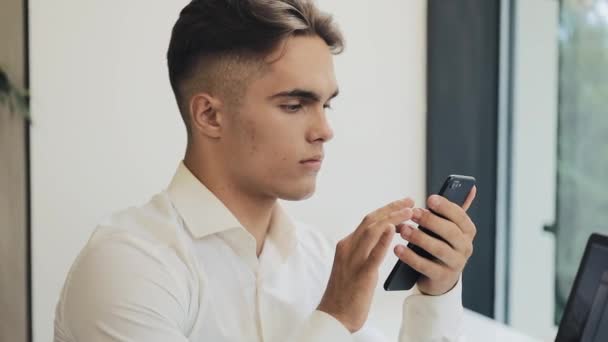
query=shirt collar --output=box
[167,162,242,238]
[166,162,297,259]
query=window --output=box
[555,0,608,323]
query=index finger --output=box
[361,198,415,226]
[426,194,475,237]
[462,186,477,212]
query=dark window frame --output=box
[426,0,505,318]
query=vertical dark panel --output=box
[0,0,30,340]
[24,0,32,339]
[427,0,500,317]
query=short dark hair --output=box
[167,0,344,133]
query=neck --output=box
[184,146,275,257]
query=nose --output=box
[307,109,334,143]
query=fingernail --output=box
[429,195,441,208]
[401,225,413,238]
[391,208,407,217]
[395,245,405,255]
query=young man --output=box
[54,0,477,341]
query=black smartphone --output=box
[383,175,476,291]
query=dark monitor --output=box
[556,233,608,342]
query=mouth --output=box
[300,155,324,171]
[300,155,324,163]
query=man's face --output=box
[221,35,338,201]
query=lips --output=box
[300,155,324,163]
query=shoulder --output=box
[69,191,196,291]
[92,192,182,245]
[55,192,196,337]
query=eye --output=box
[280,104,303,113]
[323,103,333,110]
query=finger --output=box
[370,208,414,234]
[394,244,445,280]
[361,198,415,226]
[395,222,411,235]
[411,208,468,253]
[355,208,413,260]
[400,224,465,270]
[426,195,477,238]
[366,224,395,268]
[462,186,477,212]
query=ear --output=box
[189,93,224,139]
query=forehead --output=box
[252,35,338,97]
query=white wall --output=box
[29,1,427,341]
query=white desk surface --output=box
[463,309,544,342]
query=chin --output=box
[276,182,317,201]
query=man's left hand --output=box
[394,186,477,296]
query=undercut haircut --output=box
[167,0,345,136]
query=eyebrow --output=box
[268,88,340,102]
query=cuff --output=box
[289,310,353,342]
[400,278,464,341]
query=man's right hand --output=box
[317,198,415,333]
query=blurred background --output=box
[1,0,607,341]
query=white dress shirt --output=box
[54,162,465,342]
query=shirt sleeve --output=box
[287,280,466,342]
[288,281,465,342]
[54,233,193,342]
[347,280,465,342]
[398,279,465,342]
[286,310,354,342]
[308,228,465,342]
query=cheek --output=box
[242,120,258,155]
[242,122,299,180]
[237,117,293,167]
